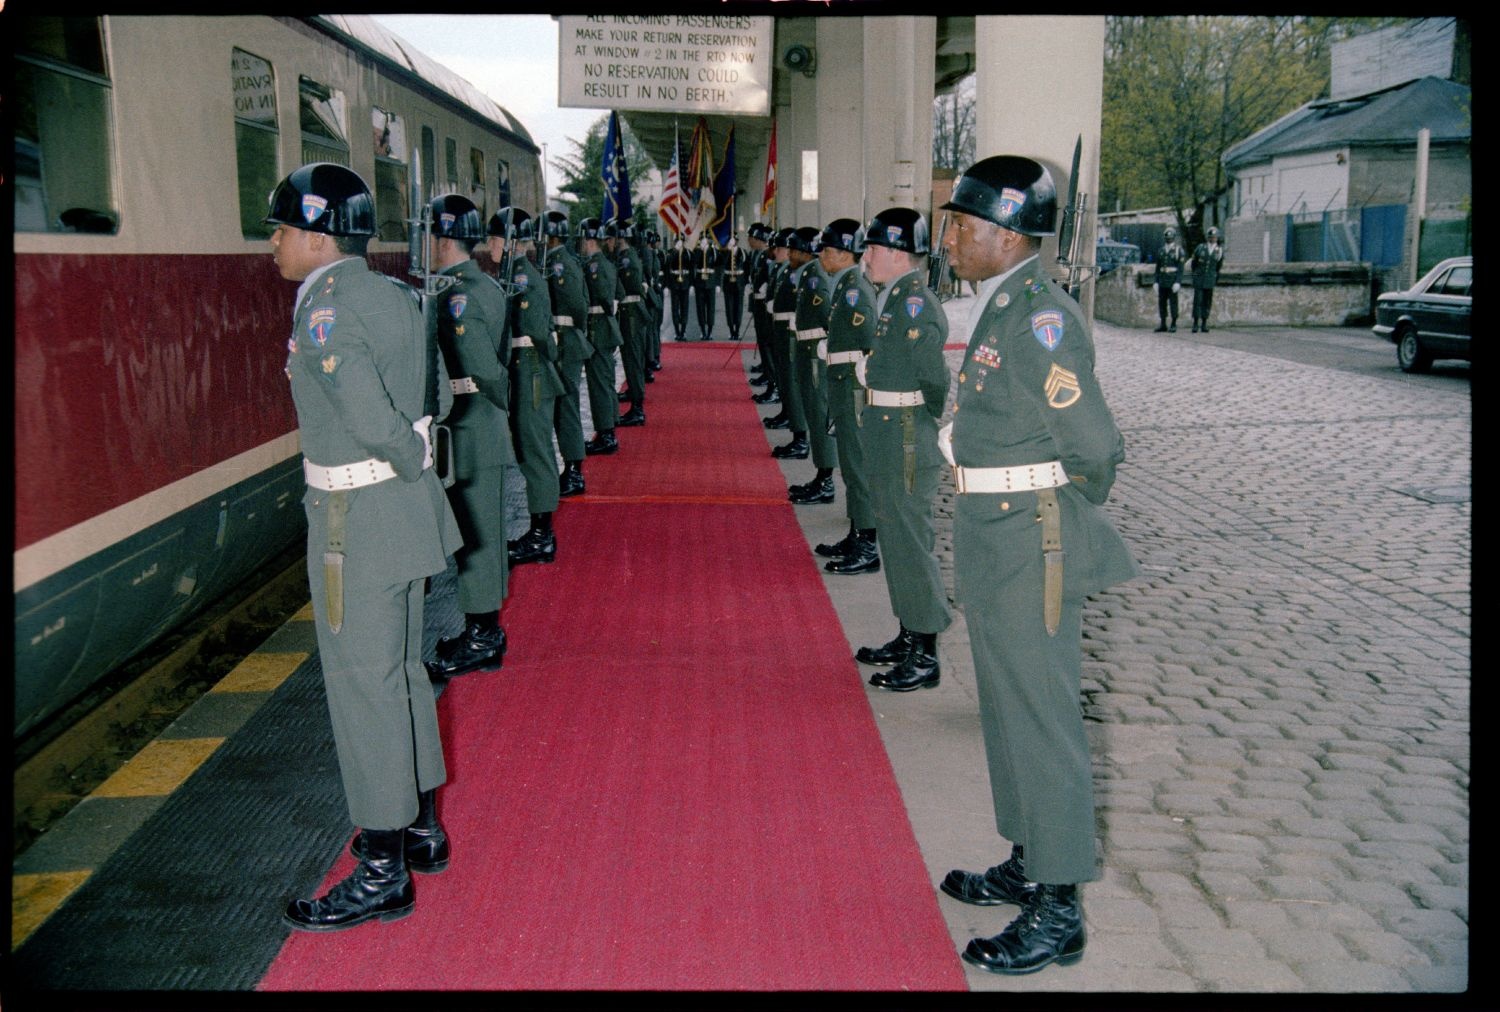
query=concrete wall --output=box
[1094,262,1375,328]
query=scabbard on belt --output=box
[901,407,916,494]
[1037,487,1064,637]
[324,490,349,634]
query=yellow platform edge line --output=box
[12,870,92,951]
[209,651,309,694]
[90,738,225,798]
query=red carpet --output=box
[260,345,966,991]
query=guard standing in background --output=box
[938,155,1139,975]
[611,220,650,425]
[665,234,693,341]
[489,207,563,567]
[813,217,879,571]
[1154,225,1186,332]
[853,207,952,688]
[578,217,623,456]
[423,194,512,681]
[642,227,665,369]
[544,211,592,497]
[745,223,779,403]
[1189,225,1223,332]
[267,163,461,931]
[765,228,804,442]
[691,233,724,340]
[720,233,749,341]
[787,225,836,498]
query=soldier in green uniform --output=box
[424,194,512,680]
[787,226,836,498]
[577,217,623,455]
[1189,225,1223,332]
[266,163,461,931]
[745,223,779,402]
[1154,225,1186,332]
[936,156,1139,975]
[853,208,952,687]
[664,234,693,341]
[642,227,665,369]
[811,217,879,570]
[543,211,592,498]
[691,234,724,340]
[720,233,749,341]
[488,207,564,566]
[764,228,803,441]
[611,219,650,426]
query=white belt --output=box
[936,422,1070,493]
[552,315,575,327]
[698,270,713,277]
[621,295,642,304]
[588,306,605,315]
[512,336,534,349]
[826,350,863,365]
[866,389,924,407]
[304,457,397,491]
[796,327,827,341]
[726,271,743,277]
[773,311,796,323]
[450,376,479,394]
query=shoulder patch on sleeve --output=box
[1031,309,1065,351]
[308,307,336,346]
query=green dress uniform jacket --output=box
[616,244,650,403]
[748,249,776,385]
[582,250,623,433]
[640,242,664,359]
[824,266,878,529]
[769,261,804,430]
[950,257,1138,885]
[860,270,952,635]
[792,260,836,468]
[286,256,461,830]
[506,254,563,514]
[434,258,513,611]
[546,246,593,463]
[1190,239,1223,328]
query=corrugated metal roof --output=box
[1225,76,1469,168]
[311,14,537,152]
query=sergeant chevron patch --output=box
[1045,363,1081,408]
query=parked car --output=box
[1096,239,1141,276]
[1373,255,1472,373]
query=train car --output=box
[13,14,542,741]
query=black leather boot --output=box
[872,630,939,691]
[559,461,585,498]
[351,789,451,874]
[826,528,878,574]
[789,473,834,504]
[285,828,413,932]
[585,430,618,455]
[856,626,912,666]
[772,435,810,459]
[751,387,779,404]
[428,613,506,678]
[618,404,646,427]
[762,411,790,430]
[510,513,556,566]
[961,883,1085,975]
[939,844,1038,907]
[815,523,857,559]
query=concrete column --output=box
[974,16,1105,318]
[861,18,937,219]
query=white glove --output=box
[937,421,956,466]
[1172,283,1181,294]
[413,415,434,470]
[854,352,869,388]
[816,338,828,361]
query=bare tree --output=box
[932,74,976,170]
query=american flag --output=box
[658,123,689,237]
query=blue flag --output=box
[601,111,631,222]
[710,123,736,247]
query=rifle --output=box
[405,145,455,486]
[928,212,953,301]
[1056,134,1098,297]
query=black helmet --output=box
[427,194,485,240]
[788,226,820,254]
[264,162,375,236]
[747,222,772,242]
[543,210,571,239]
[576,216,607,241]
[819,218,865,255]
[1205,226,1219,239]
[611,218,636,240]
[1163,226,1177,240]
[942,155,1057,237]
[770,227,795,250]
[864,207,930,254]
[488,206,536,241]
[645,228,660,245]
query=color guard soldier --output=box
[489,207,564,566]
[642,227,665,369]
[611,219,650,425]
[1154,225,1186,332]
[665,234,693,341]
[745,223,779,402]
[853,207,951,686]
[691,234,724,340]
[577,217,623,455]
[764,227,803,440]
[266,163,461,931]
[812,217,879,570]
[424,194,512,681]
[786,225,836,494]
[720,233,749,341]
[544,211,592,497]
[938,155,1139,974]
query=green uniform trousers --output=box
[449,463,508,610]
[774,329,804,430]
[793,338,836,468]
[584,343,619,433]
[828,374,875,529]
[619,306,649,403]
[553,355,588,462]
[514,367,560,514]
[862,407,951,634]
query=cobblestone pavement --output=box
[779,295,1471,996]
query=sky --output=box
[371,15,607,200]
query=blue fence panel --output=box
[1360,205,1406,267]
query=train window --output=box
[371,106,408,242]
[14,16,117,234]
[470,148,487,217]
[421,127,437,199]
[233,48,279,240]
[496,158,512,211]
[299,75,349,166]
[445,138,459,190]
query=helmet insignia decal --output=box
[309,307,336,346]
[301,194,328,224]
[887,224,903,242]
[999,187,1027,218]
[1045,363,1082,409]
[906,295,924,319]
[1031,309,1065,351]
[449,295,468,319]
[440,212,456,231]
